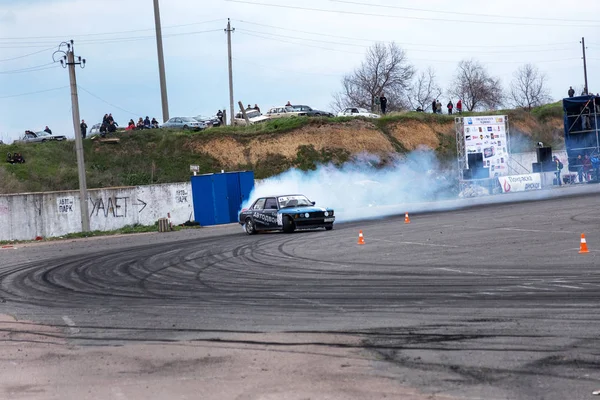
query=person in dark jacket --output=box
[568,86,575,97]
[80,119,87,139]
[144,116,151,129]
[379,94,388,114]
[432,99,437,113]
[44,126,52,134]
[447,100,454,115]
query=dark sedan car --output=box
[291,105,334,117]
[239,194,335,235]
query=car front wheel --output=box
[283,216,295,233]
[325,226,333,231]
[245,218,256,235]
[183,125,189,130]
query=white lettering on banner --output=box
[57,197,75,214]
[498,174,542,193]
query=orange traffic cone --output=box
[579,233,589,254]
[358,230,365,245]
[404,212,411,224]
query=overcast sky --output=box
[0,0,598,143]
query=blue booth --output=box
[191,171,254,226]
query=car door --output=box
[262,197,280,229]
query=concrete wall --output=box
[0,182,194,241]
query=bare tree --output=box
[406,67,442,111]
[510,64,551,110]
[450,60,503,111]
[332,42,414,113]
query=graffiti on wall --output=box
[57,197,75,214]
[89,196,147,218]
[175,189,189,204]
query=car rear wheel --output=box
[325,226,333,231]
[283,216,295,233]
[245,218,256,235]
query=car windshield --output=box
[357,108,369,113]
[278,195,313,208]
[36,131,50,137]
[181,117,195,122]
[246,110,260,118]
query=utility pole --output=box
[225,19,235,126]
[153,0,169,122]
[55,41,90,232]
[581,37,589,95]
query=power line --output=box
[0,86,69,99]
[0,47,56,62]
[233,57,342,77]
[238,28,574,54]
[0,62,58,74]
[227,1,600,28]
[77,85,141,117]
[329,0,600,24]
[238,31,364,55]
[236,20,576,49]
[0,18,225,41]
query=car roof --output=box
[255,194,307,199]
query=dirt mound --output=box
[390,120,454,151]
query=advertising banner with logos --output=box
[498,173,542,193]
[463,115,509,178]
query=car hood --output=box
[279,206,333,214]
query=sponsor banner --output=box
[498,173,542,193]
[463,115,509,178]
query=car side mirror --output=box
[311,201,316,205]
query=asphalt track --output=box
[1,187,600,399]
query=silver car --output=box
[161,117,206,130]
[15,131,67,143]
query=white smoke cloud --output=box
[243,149,458,222]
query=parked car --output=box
[265,106,308,119]
[233,109,270,126]
[194,115,221,128]
[337,107,380,118]
[15,130,67,143]
[239,194,335,234]
[291,105,334,117]
[161,117,206,130]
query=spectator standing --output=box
[253,104,261,113]
[447,100,454,115]
[576,154,584,183]
[553,155,563,186]
[436,100,442,114]
[456,99,463,114]
[44,126,52,134]
[583,154,592,181]
[568,86,575,97]
[80,119,87,139]
[431,99,437,113]
[216,110,223,124]
[286,101,292,106]
[102,114,108,125]
[379,93,388,114]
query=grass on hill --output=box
[0,103,566,194]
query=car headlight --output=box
[304,213,309,218]
[324,211,329,217]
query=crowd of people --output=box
[125,116,159,131]
[6,152,25,164]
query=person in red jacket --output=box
[456,99,463,114]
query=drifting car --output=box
[239,194,335,235]
[233,109,270,126]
